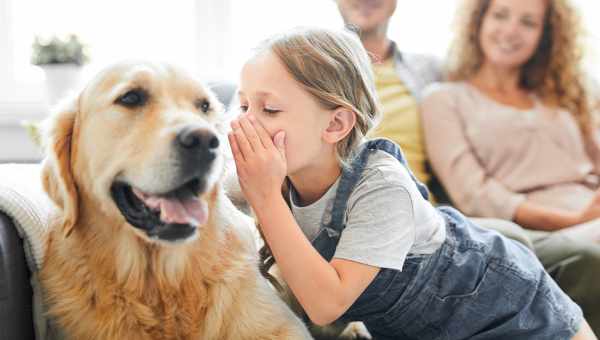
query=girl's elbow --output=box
[306,302,347,326]
[308,311,341,327]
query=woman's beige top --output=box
[420,82,600,220]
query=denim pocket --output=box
[425,262,534,339]
[431,246,491,301]
[434,263,490,301]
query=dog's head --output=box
[42,61,226,244]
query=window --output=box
[2,0,225,117]
[11,0,199,71]
[224,0,600,80]
[227,0,343,82]
[2,0,600,114]
[573,0,600,76]
[388,1,460,58]
[1,0,599,161]
[226,1,461,80]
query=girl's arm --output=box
[228,115,379,325]
[254,194,379,326]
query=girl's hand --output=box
[228,115,287,210]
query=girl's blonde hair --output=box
[447,0,595,135]
[255,27,381,165]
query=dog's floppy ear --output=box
[41,97,80,237]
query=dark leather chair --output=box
[0,211,35,340]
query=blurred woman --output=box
[421,0,600,333]
[423,0,600,240]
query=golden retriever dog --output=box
[39,61,312,340]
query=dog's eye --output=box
[195,99,211,113]
[116,89,148,108]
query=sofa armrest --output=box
[0,211,35,340]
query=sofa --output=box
[0,210,35,340]
[0,81,237,339]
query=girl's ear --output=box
[323,107,356,144]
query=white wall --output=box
[0,100,46,162]
[0,125,43,163]
[0,100,45,160]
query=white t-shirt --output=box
[290,150,446,272]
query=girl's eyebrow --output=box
[237,90,278,99]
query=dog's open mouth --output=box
[110,178,208,241]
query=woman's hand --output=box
[228,114,287,210]
[576,188,600,225]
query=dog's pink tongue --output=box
[160,197,208,226]
[133,189,208,226]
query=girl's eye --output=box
[239,105,249,112]
[264,108,281,115]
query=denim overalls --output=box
[310,138,582,340]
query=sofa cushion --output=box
[0,211,35,340]
[0,163,55,339]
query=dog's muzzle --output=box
[110,126,220,242]
[175,125,220,178]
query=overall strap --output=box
[313,138,429,261]
[365,138,429,200]
[327,142,373,235]
[312,142,372,261]
[330,138,428,230]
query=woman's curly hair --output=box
[447,0,595,135]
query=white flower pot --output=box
[41,64,83,105]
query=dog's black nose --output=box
[176,126,219,163]
[177,126,219,151]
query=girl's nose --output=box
[241,107,255,118]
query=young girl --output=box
[228,27,596,339]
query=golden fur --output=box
[39,61,312,340]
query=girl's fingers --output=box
[238,116,264,151]
[228,132,245,163]
[248,115,276,151]
[273,131,286,159]
[231,120,254,158]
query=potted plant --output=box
[31,34,90,104]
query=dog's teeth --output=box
[132,188,148,199]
